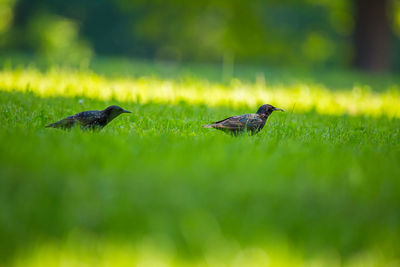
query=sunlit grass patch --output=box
[0,68,399,117]
[11,240,300,267]
[11,238,398,267]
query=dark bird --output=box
[46,105,132,130]
[202,104,284,135]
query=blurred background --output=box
[1,0,400,72]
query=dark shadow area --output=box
[3,0,400,72]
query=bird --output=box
[202,104,284,135]
[46,105,132,130]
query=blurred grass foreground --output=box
[1,59,400,267]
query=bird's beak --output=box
[122,109,132,113]
[274,107,285,112]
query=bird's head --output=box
[256,104,284,117]
[104,105,132,119]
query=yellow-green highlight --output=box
[1,68,399,117]
[11,238,397,267]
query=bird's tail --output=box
[202,124,216,128]
[45,122,57,128]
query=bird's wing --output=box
[213,116,236,124]
[213,115,249,130]
[217,114,264,130]
[74,111,103,127]
[240,114,264,125]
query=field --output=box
[0,57,400,267]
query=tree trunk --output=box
[353,0,391,71]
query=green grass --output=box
[0,58,400,266]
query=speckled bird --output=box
[46,105,132,130]
[202,104,284,135]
